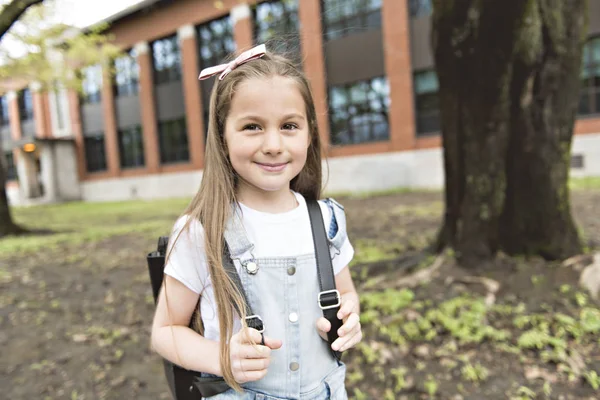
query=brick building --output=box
[2,0,600,205]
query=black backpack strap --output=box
[147,237,259,399]
[306,200,343,361]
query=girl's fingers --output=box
[338,326,363,352]
[331,314,361,351]
[316,317,331,333]
[236,369,268,384]
[337,298,355,320]
[239,343,272,359]
[238,357,271,372]
[337,312,360,337]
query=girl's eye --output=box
[242,124,261,131]
[282,123,298,131]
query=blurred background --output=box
[1,0,599,399]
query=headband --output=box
[198,44,267,81]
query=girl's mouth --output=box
[255,162,288,172]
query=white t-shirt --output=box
[163,191,354,341]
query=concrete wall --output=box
[54,142,82,201]
[81,169,202,202]
[571,133,600,178]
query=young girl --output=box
[150,44,362,400]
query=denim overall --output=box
[205,200,349,400]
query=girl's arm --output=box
[150,275,222,376]
[335,265,360,315]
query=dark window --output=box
[0,96,9,126]
[84,135,107,172]
[19,89,34,120]
[81,65,103,104]
[197,15,235,136]
[414,69,440,135]
[408,0,433,18]
[579,36,600,116]
[328,77,390,145]
[253,0,301,62]
[322,0,382,41]
[158,118,189,164]
[197,16,235,69]
[152,35,182,85]
[114,49,139,96]
[118,126,145,169]
[4,151,17,181]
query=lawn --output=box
[1,183,599,399]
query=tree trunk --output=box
[0,143,25,237]
[0,0,46,238]
[432,0,586,266]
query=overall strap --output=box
[306,200,343,361]
[191,244,262,399]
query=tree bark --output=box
[432,0,586,266]
[0,0,45,237]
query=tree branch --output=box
[0,0,45,39]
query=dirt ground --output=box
[1,189,599,399]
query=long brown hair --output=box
[165,50,323,391]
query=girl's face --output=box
[224,76,310,198]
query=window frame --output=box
[578,36,600,117]
[18,88,35,121]
[0,96,9,126]
[321,0,383,41]
[253,0,302,61]
[81,64,103,105]
[151,35,182,85]
[4,151,17,181]
[328,76,391,145]
[83,134,108,173]
[118,125,145,169]
[408,0,433,18]
[413,69,441,136]
[158,117,189,164]
[114,48,139,97]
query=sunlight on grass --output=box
[570,176,600,190]
[1,197,191,257]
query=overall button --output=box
[289,362,299,371]
[288,312,298,323]
[287,266,296,276]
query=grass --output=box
[569,176,600,190]
[1,197,191,256]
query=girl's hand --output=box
[229,328,282,383]
[316,293,362,352]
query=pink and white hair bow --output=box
[198,44,266,81]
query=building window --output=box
[158,118,189,164]
[254,0,301,61]
[408,0,433,18]
[579,36,600,116]
[322,0,382,41]
[414,69,440,135]
[0,96,9,126]
[53,89,65,130]
[4,151,17,181]
[197,16,235,69]
[328,77,390,145]
[118,126,145,169]
[152,35,182,85]
[19,88,34,120]
[81,64,103,104]
[114,48,139,96]
[84,134,107,172]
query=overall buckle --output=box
[318,289,341,310]
[244,315,265,333]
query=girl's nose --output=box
[261,129,283,154]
